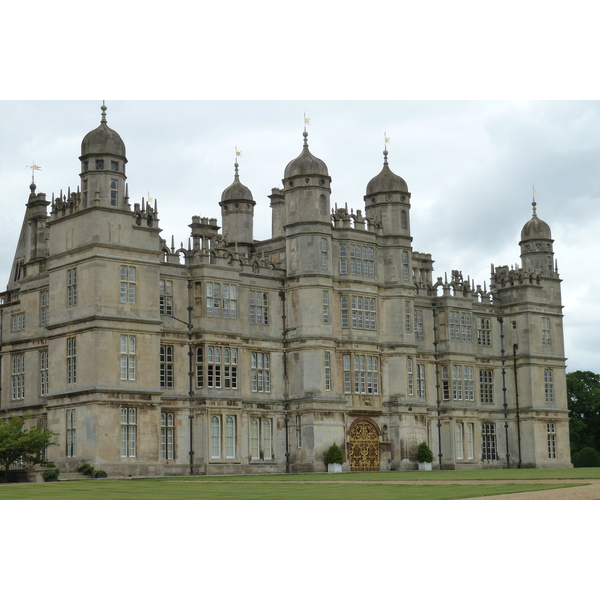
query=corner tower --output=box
[282,130,331,227]
[364,149,411,238]
[219,160,255,252]
[79,104,128,209]
[519,198,555,277]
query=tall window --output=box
[341,296,376,330]
[322,291,329,324]
[339,244,347,274]
[481,423,497,461]
[452,365,474,401]
[441,365,450,400]
[343,354,379,395]
[120,335,136,381]
[456,423,474,460]
[321,238,328,269]
[296,415,302,449]
[251,352,271,392]
[416,364,426,399]
[324,352,331,391]
[120,266,136,304]
[415,310,423,340]
[160,345,174,388]
[225,416,235,459]
[407,358,414,396]
[206,282,236,318]
[542,317,551,347]
[544,369,554,403]
[402,251,409,281]
[449,311,471,342]
[120,407,137,457]
[405,301,412,333]
[67,268,77,307]
[211,416,221,458]
[250,418,260,459]
[40,290,49,326]
[547,423,556,458]
[456,423,464,459]
[263,418,272,459]
[160,279,173,316]
[196,347,203,387]
[477,317,491,346]
[67,337,77,384]
[66,409,76,457]
[110,179,118,206]
[40,351,48,396]
[479,369,494,403]
[249,291,268,325]
[11,354,25,400]
[160,413,175,460]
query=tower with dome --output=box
[0,105,571,478]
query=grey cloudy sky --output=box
[1,100,598,372]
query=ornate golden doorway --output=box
[348,420,380,471]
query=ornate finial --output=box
[532,185,537,216]
[101,102,107,124]
[383,149,389,165]
[26,162,41,183]
[235,146,242,178]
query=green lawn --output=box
[0,467,594,500]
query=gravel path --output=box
[464,479,600,500]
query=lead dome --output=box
[81,104,126,158]
[366,149,408,195]
[284,131,329,179]
[221,162,254,202]
[521,202,552,241]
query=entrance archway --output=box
[348,419,380,471]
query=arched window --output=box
[401,209,408,230]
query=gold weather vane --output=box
[304,113,310,131]
[235,146,242,159]
[26,162,41,183]
[532,185,537,216]
[384,132,390,146]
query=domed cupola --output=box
[519,196,555,276]
[81,104,127,160]
[79,104,128,209]
[284,131,330,185]
[220,162,254,204]
[365,149,409,199]
[364,148,412,236]
[282,129,332,227]
[219,160,255,247]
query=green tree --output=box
[567,371,600,454]
[0,415,57,483]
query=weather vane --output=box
[26,162,41,183]
[304,112,310,131]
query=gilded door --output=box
[349,420,380,471]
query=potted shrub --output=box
[43,467,60,482]
[79,463,94,477]
[94,470,108,479]
[416,442,434,471]
[324,443,344,473]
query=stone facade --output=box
[0,105,571,476]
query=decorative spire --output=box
[26,162,41,183]
[101,101,107,124]
[235,146,241,179]
[532,185,537,216]
[383,148,389,165]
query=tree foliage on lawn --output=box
[0,415,57,482]
[567,370,600,454]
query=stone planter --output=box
[418,462,432,471]
[327,463,343,473]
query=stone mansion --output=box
[0,104,571,476]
